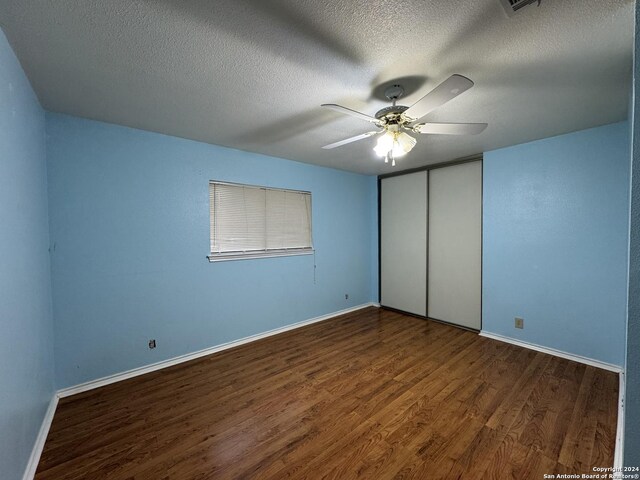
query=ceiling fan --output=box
[321,75,487,166]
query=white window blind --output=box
[209,181,313,261]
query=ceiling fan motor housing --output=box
[375,105,409,121]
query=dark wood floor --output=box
[36,307,618,479]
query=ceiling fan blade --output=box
[404,75,475,122]
[321,104,381,124]
[322,131,379,149]
[415,122,488,135]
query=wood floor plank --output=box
[36,307,618,479]
[558,366,596,467]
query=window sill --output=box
[207,249,314,262]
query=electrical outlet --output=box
[148,339,156,349]
[515,317,524,329]
[345,293,349,300]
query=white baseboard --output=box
[478,331,623,373]
[58,302,377,398]
[22,394,58,480]
[613,371,625,473]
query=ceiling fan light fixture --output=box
[390,140,407,158]
[374,130,394,157]
[374,129,416,160]
[396,131,417,154]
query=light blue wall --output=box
[0,29,55,480]
[46,113,378,389]
[483,122,630,367]
[624,1,639,467]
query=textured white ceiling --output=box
[0,0,633,174]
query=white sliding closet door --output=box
[380,172,427,316]
[428,161,482,329]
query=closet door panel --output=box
[380,172,427,316]
[428,161,482,329]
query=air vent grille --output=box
[499,0,539,17]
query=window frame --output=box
[207,180,314,262]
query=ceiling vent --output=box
[499,0,540,17]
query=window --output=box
[208,181,313,261]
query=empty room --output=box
[1,0,639,479]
